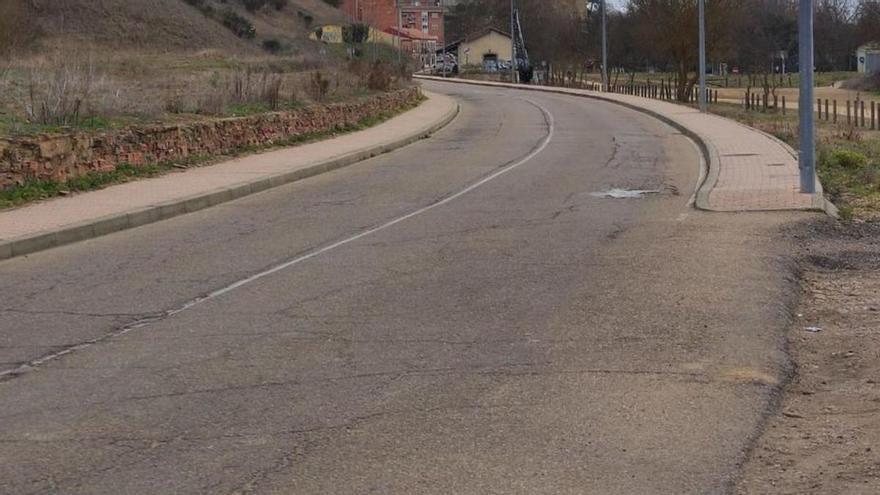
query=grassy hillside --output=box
[19,0,348,54]
[0,0,410,137]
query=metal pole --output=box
[698,0,707,112]
[601,0,608,91]
[442,1,447,77]
[510,0,516,83]
[397,1,402,66]
[799,0,816,193]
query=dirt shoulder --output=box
[736,219,880,494]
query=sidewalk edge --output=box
[0,93,460,262]
[416,75,836,216]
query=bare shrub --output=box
[841,74,880,92]
[196,91,228,116]
[261,75,282,110]
[164,93,187,114]
[25,54,103,126]
[367,60,392,91]
[308,71,330,102]
[0,0,30,79]
[193,67,286,115]
[863,166,880,191]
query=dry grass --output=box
[24,54,102,126]
[0,47,410,135]
[0,0,412,135]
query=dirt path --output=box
[736,220,880,494]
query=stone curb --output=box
[0,94,461,262]
[416,75,836,217]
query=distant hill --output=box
[21,0,349,54]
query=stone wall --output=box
[0,87,422,189]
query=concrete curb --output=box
[416,75,836,216]
[0,94,461,262]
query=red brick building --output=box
[340,0,445,44]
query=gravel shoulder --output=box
[736,220,880,494]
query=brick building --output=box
[340,0,446,44]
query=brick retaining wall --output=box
[0,87,422,189]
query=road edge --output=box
[416,75,837,217]
[0,92,461,262]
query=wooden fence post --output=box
[817,98,822,120]
[872,101,876,130]
[833,100,838,123]
[825,99,829,121]
[861,100,866,127]
[782,95,786,115]
[847,100,851,125]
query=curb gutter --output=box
[416,75,836,217]
[0,93,461,261]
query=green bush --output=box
[828,149,869,169]
[221,9,256,38]
[343,23,370,44]
[262,38,283,54]
[183,0,214,15]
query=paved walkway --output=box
[417,76,828,214]
[0,92,458,260]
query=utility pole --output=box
[510,0,516,83]
[698,0,707,112]
[442,0,447,77]
[799,0,816,193]
[397,0,402,66]
[601,0,608,91]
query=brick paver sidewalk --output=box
[0,92,457,259]
[417,76,827,213]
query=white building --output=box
[856,43,880,74]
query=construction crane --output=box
[512,7,533,83]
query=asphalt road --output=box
[0,81,804,494]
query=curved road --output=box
[0,82,798,494]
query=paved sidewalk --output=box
[417,76,830,214]
[0,91,458,260]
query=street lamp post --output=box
[799,0,816,193]
[510,0,516,83]
[397,0,402,66]
[698,0,707,112]
[441,1,447,77]
[601,0,608,92]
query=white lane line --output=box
[0,98,555,380]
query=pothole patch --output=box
[590,188,662,199]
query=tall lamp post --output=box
[601,0,608,91]
[396,0,402,66]
[799,0,816,193]
[441,0,447,77]
[698,0,707,112]
[510,0,516,83]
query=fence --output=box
[531,70,878,131]
[743,90,878,130]
[535,72,721,105]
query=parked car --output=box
[433,62,458,75]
